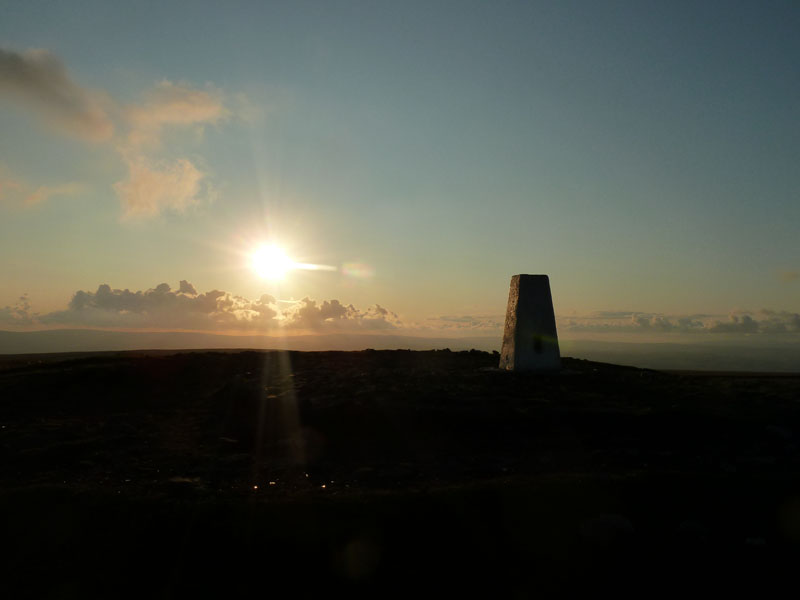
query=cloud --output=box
[424,315,504,331]
[0,294,35,327]
[22,182,84,206]
[631,314,705,332]
[0,48,113,141]
[114,156,209,218]
[31,282,401,332]
[7,284,800,339]
[125,80,228,148]
[178,280,197,295]
[589,311,638,320]
[281,298,402,330]
[1,47,236,217]
[707,313,760,334]
[0,164,84,208]
[780,271,799,283]
[111,80,230,217]
[43,282,277,330]
[709,310,800,334]
[0,171,25,207]
[560,309,800,335]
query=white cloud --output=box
[1,47,239,217]
[124,80,228,148]
[114,156,208,218]
[113,80,229,217]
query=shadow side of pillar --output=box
[499,274,561,371]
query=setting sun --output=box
[251,244,294,280]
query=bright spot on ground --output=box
[251,245,294,280]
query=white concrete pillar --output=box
[499,274,561,371]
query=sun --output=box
[251,244,294,280]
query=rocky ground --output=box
[2,349,800,597]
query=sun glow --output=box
[251,244,294,280]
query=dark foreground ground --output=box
[2,349,800,597]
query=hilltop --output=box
[2,349,800,596]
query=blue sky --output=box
[1,0,798,339]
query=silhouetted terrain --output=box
[2,350,800,597]
[5,328,800,371]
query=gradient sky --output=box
[1,1,798,337]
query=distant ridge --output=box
[1,329,799,373]
[0,329,499,355]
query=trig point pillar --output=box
[499,274,561,371]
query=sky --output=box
[1,0,799,343]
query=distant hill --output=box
[2,329,799,372]
[0,328,499,354]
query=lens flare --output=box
[342,262,375,279]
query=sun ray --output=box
[249,243,338,281]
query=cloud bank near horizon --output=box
[1,281,799,338]
[424,310,800,336]
[0,281,401,333]
[561,310,800,335]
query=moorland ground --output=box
[2,349,800,596]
